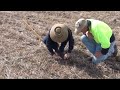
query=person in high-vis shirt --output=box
[74,18,118,64]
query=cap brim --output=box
[74,28,80,34]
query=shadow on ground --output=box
[55,49,104,78]
[105,56,120,72]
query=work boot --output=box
[86,57,93,61]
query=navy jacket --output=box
[43,29,74,55]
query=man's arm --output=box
[68,29,74,53]
[59,41,68,53]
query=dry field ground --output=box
[0,11,120,79]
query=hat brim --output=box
[74,28,81,34]
[50,24,68,43]
[74,28,78,34]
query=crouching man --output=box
[74,18,118,64]
[43,24,74,60]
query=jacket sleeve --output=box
[59,40,68,53]
[68,29,74,53]
[59,29,74,53]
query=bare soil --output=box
[0,11,120,79]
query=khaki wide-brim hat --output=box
[74,18,87,34]
[50,24,68,43]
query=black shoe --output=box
[112,45,118,57]
[86,57,93,61]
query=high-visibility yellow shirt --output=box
[88,19,112,49]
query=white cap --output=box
[74,18,87,34]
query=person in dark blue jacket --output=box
[43,24,74,60]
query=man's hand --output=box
[50,52,55,56]
[55,51,64,59]
[50,52,61,59]
[52,54,60,59]
[64,53,71,60]
[86,31,93,39]
[59,52,64,59]
[95,51,102,58]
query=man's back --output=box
[87,19,112,48]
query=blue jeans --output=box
[81,35,116,64]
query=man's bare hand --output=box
[95,51,102,58]
[64,53,71,60]
[86,31,93,39]
[55,51,64,59]
[52,54,61,59]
